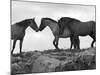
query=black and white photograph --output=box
[11,0,96,74]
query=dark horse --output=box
[39,17,80,50]
[11,18,38,55]
[58,17,96,48]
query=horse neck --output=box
[24,24,30,31]
[47,21,59,34]
[17,20,31,31]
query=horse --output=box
[11,18,38,55]
[39,17,80,50]
[58,17,96,48]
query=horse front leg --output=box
[70,37,74,49]
[53,39,56,48]
[55,38,59,50]
[11,40,17,55]
[53,37,59,50]
[19,38,23,54]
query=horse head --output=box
[30,18,39,32]
[39,18,47,31]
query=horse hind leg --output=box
[89,34,96,47]
[91,39,95,47]
[11,40,17,55]
[92,36,96,47]
[73,36,80,50]
[75,37,80,49]
[70,37,74,49]
[70,36,77,50]
[19,39,24,54]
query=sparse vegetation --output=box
[11,47,96,74]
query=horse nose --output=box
[38,28,42,31]
[36,29,39,32]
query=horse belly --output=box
[77,27,91,36]
[71,22,93,36]
[12,32,25,40]
[60,29,71,38]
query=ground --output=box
[11,47,96,74]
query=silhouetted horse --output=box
[39,17,80,50]
[58,17,96,48]
[11,18,38,55]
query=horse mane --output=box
[59,17,81,22]
[16,19,32,26]
[58,17,81,33]
[42,17,57,23]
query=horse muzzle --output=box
[36,29,39,32]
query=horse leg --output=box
[19,39,23,54]
[75,36,80,49]
[73,35,80,49]
[55,38,59,50]
[11,40,17,55]
[92,39,95,47]
[54,37,59,50]
[70,37,74,49]
[89,34,96,47]
[53,39,56,48]
[73,38,77,49]
[77,40,80,49]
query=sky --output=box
[11,0,95,53]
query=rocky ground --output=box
[11,47,96,75]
